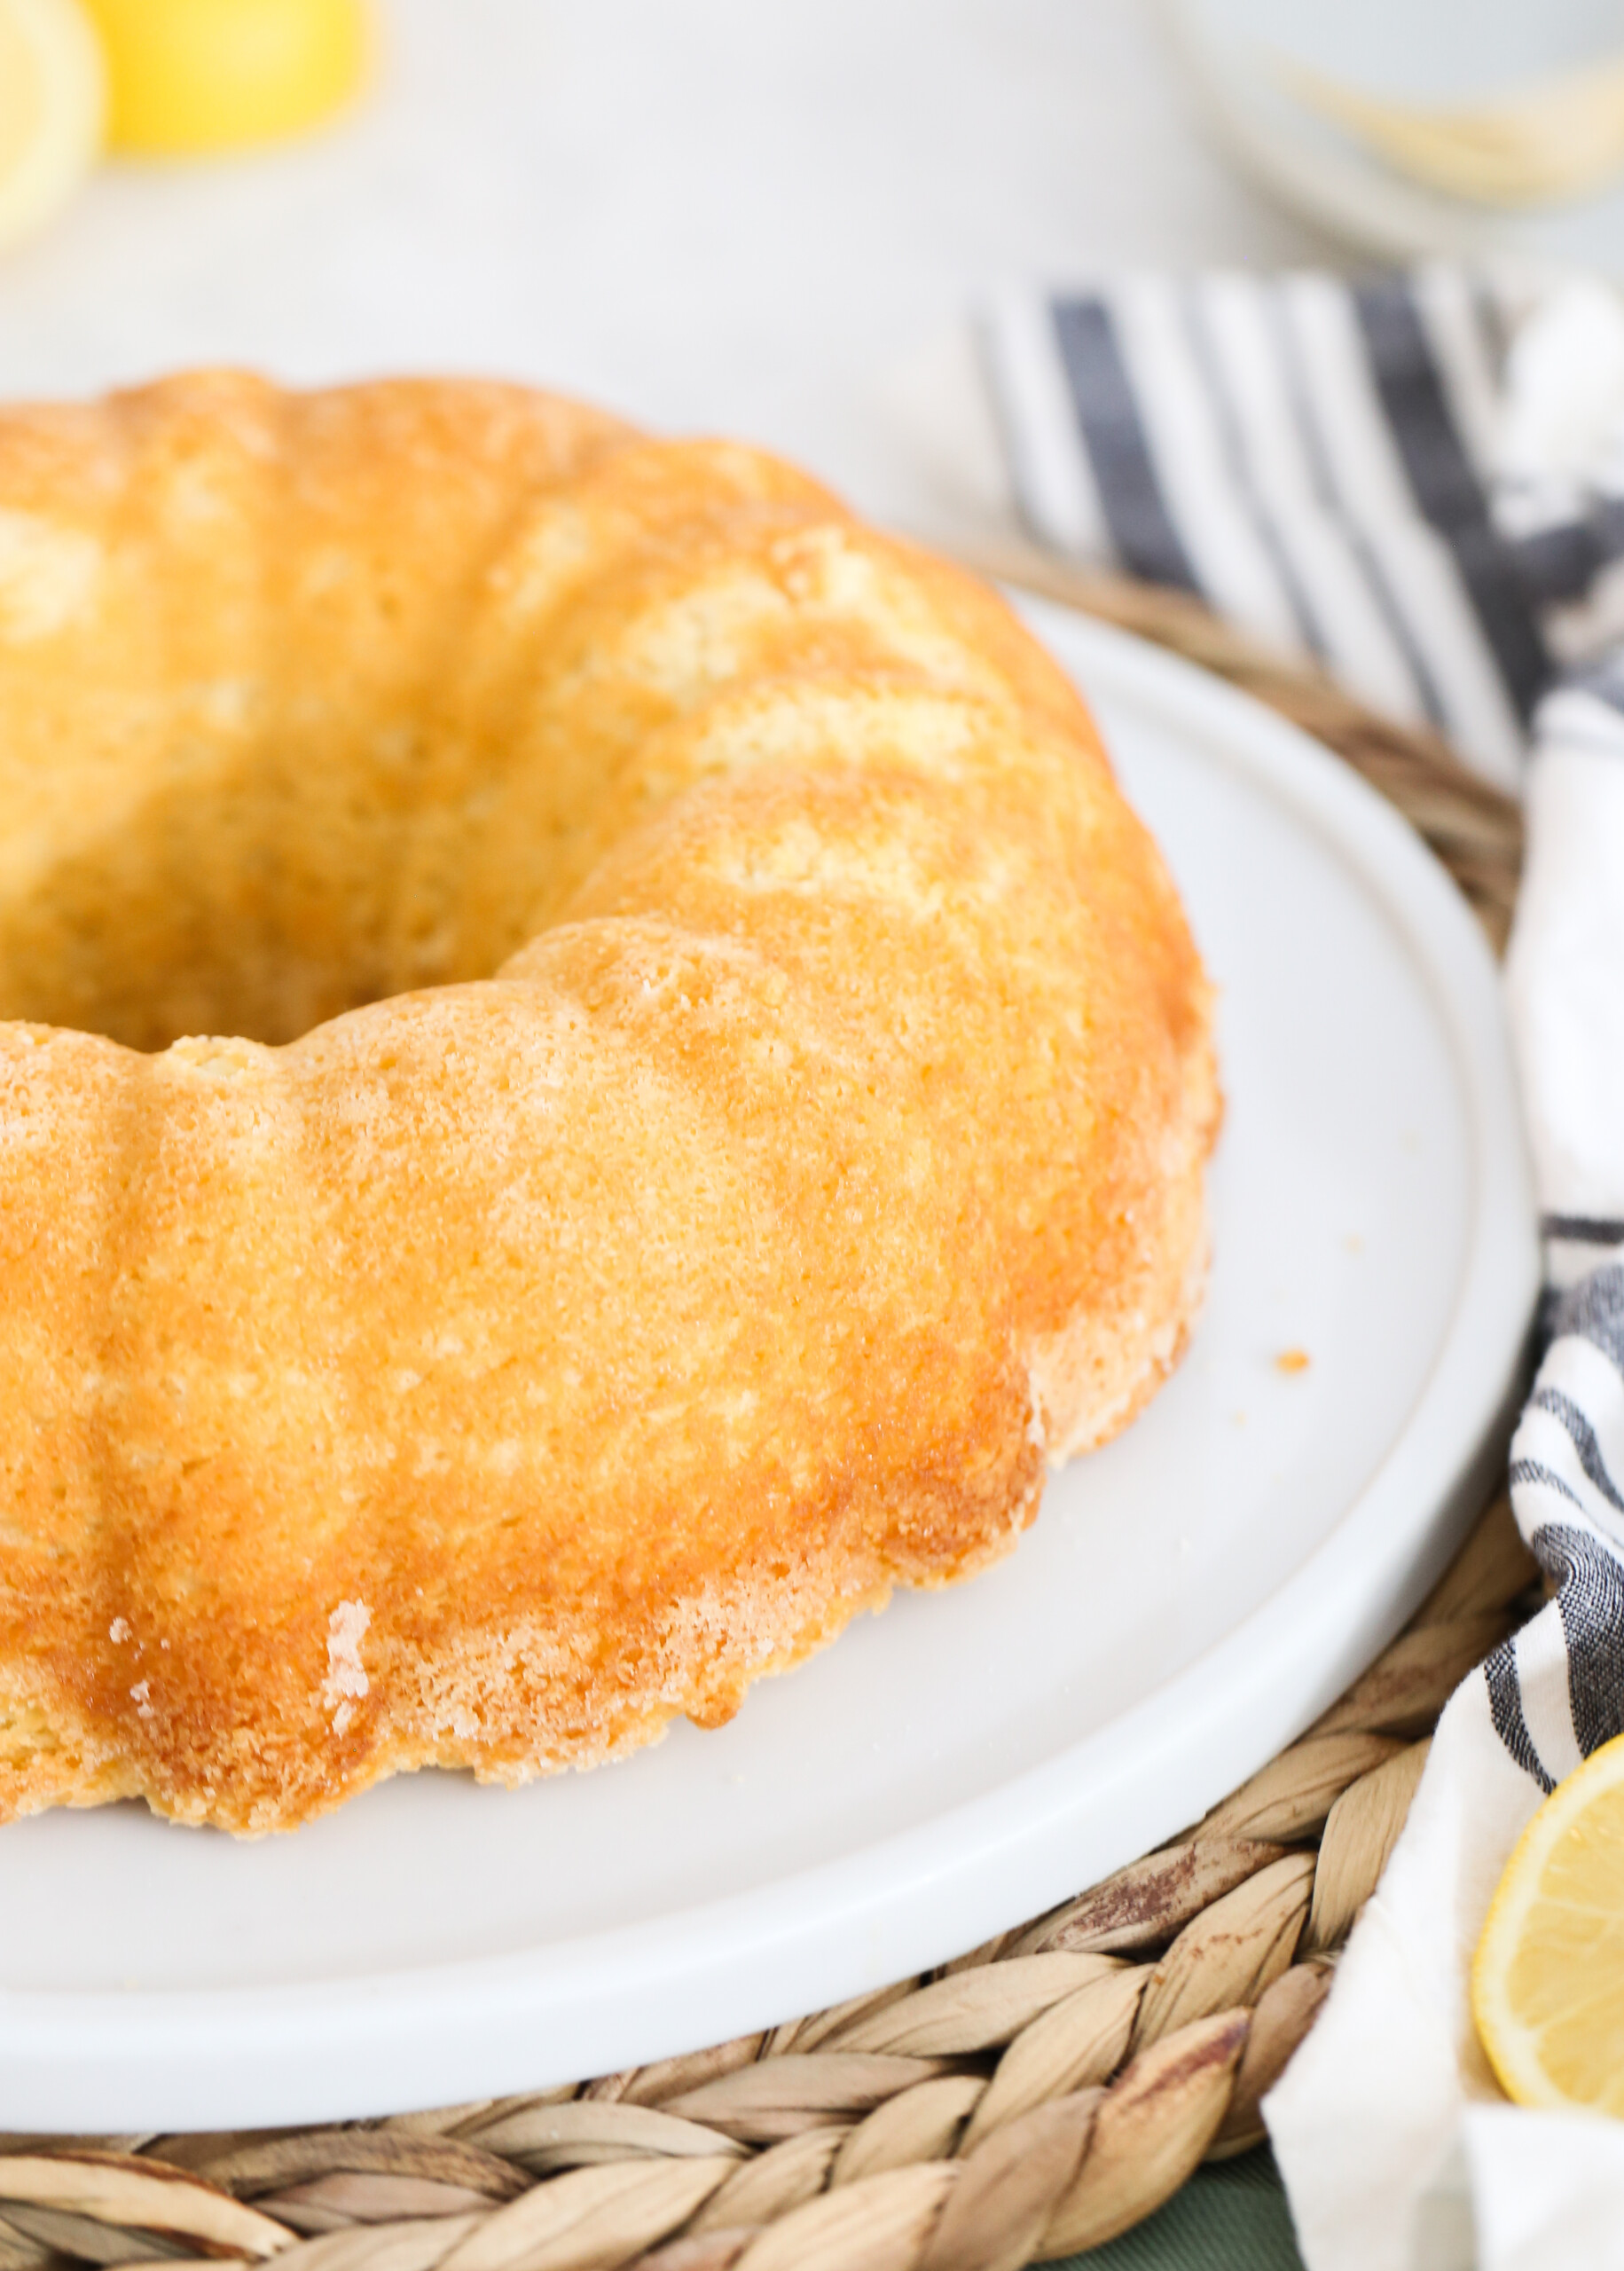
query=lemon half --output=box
[1473,1729,1624,2113]
[0,0,104,252]
[83,0,369,155]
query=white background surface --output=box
[0,0,1339,544]
[0,609,1536,2128]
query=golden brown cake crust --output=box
[0,373,1218,1833]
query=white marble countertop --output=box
[0,0,1339,546]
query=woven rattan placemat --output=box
[0,565,1533,2271]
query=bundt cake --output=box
[0,373,1217,1834]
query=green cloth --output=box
[1043,2148,1306,2271]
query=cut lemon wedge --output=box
[1473,1729,1624,2113]
[82,0,369,155]
[0,0,104,252]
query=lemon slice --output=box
[82,0,369,155]
[1473,1729,1624,2112]
[0,0,104,252]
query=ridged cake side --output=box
[0,375,1217,1831]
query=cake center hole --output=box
[0,761,561,1054]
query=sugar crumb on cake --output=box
[322,1603,372,1738]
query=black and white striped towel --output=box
[985,268,1624,794]
[983,271,1624,2271]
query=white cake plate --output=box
[0,601,1537,2130]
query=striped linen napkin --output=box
[981,270,1624,2271]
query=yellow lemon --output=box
[1473,1728,1624,2112]
[82,0,370,155]
[0,0,105,252]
